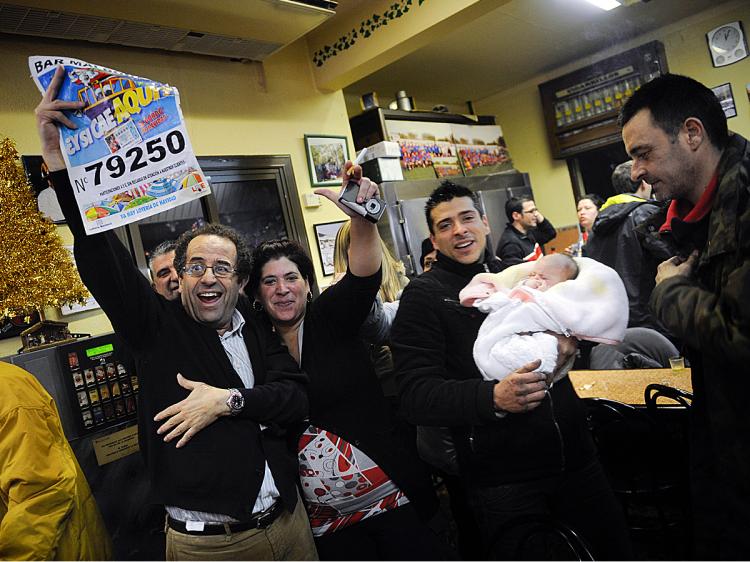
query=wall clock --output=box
[706,21,748,67]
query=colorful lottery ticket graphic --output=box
[30,56,210,234]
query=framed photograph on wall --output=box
[711,83,737,119]
[304,135,350,187]
[314,220,347,276]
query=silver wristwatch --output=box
[226,388,244,416]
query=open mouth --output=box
[197,291,221,304]
[455,239,474,250]
[273,300,295,310]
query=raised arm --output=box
[535,215,557,245]
[314,161,381,277]
[34,67,161,352]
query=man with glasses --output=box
[495,196,556,267]
[148,240,179,301]
[34,66,315,560]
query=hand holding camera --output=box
[313,149,386,223]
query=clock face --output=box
[711,26,741,53]
[707,21,748,67]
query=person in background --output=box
[148,240,179,301]
[392,180,631,559]
[495,196,556,267]
[584,160,673,331]
[566,193,604,256]
[0,361,112,560]
[620,73,750,559]
[420,237,437,273]
[333,220,407,305]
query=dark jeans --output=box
[467,459,633,560]
[313,503,455,561]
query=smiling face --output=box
[178,234,245,333]
[622,108,698,203]
[429,196,490,265]
[576,198,599,232]
[150,250,179,301]
[257,257,311,328]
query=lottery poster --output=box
[29,56,210,234]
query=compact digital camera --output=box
[338,180,386,223]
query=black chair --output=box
[583,397,691,558]
[645,382,693,409]
[488,514,595,561]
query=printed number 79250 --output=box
[83,130,185,186]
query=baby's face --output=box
[521,258,572,291]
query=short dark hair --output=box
[419,237,435,268]
[148,239,177,273]
[174,224,252,282]
[424,180,481,234]
[619,74,728,151]
[578,193,605,209]
[248,239,316,297]
[505,196,532,222]
[611,161,641,195]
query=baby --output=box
[459,255,628,385]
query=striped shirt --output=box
[166,309,280,524]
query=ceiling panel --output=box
[343,0,736,108]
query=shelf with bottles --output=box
[553,75,641,132]
[539,40,668,159]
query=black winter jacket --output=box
[270,269,438,520]
[495,218,556,268]
[584,196,673,330]
[391,251,596,488]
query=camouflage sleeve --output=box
[650,261,750,365]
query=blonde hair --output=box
[333,220,406,303]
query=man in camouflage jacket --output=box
[621,74,750,559]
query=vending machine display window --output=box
[59,338,139,433]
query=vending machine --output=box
[3,333,165,560]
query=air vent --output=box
[0,2,286,61]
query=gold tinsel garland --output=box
[0,137,89,320]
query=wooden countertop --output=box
[568,368,692,405]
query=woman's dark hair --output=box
[578,193,605,210]
[248,239,316,296]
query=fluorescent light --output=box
[583,0,621,10]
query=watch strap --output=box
[226,388,244,416]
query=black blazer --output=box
[52,170,308,520]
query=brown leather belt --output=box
[167,502,283,535]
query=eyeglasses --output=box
[183,263,236,278]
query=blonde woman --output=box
[333,220,407,303]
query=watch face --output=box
[712,26,741,53]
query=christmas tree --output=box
[0,136,88,320]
